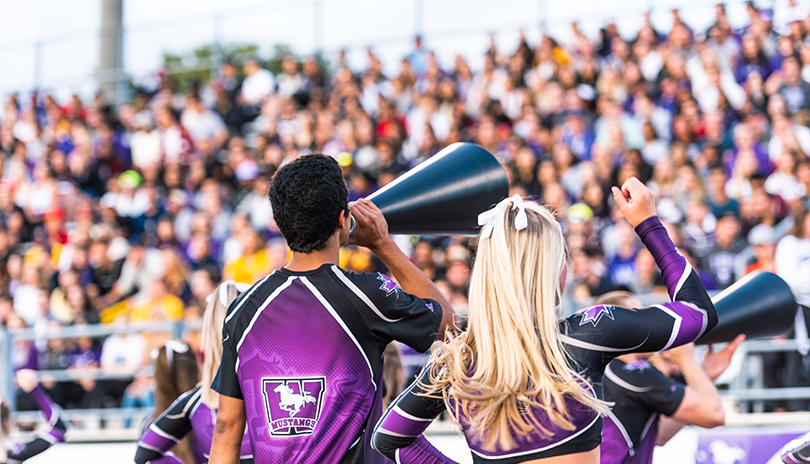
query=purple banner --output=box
[695,427,805,464]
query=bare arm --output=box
[350,198,457,338]
[657,335,745,445]
[208,395,246,464]
[661,344,725,430]
[657,416,687,446]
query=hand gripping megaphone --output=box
[351,142,509,236]
[697,271,798,345]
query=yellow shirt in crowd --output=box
[129,294,185,322]
[223,249,271,284]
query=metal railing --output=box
[0,319,203,412]
[727,338,810,412]
[3,306,807,439]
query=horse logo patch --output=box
[262,377,325,436]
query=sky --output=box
[0,0,801,103]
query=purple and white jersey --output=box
[371,216,717,463]
[600,360,685,464]
[134,386,253,464]
[6,386,66,464]
[212,264,443,464]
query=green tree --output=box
[266,44,295,75]
[162,43,261,92]
[161,42,330,92]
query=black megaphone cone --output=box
[697,271,797,344]
[364,142,509,236]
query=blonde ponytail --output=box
[422,197,607,451]
[200,281,242,410]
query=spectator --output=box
[777,56,810,117]
[608,221,639,287]
[776,205,810,312]
[67,331,106,410]
[7,313,38,372]
[745,224,777,274]
[99,316,147,404]
[180,92,227,150]
[766,150,806,203]
[129,279,184,322]
[241,59,275,106]
[707,164,740,218]
[628,248,666,294]
[276,55,305,98]
[704,212,747,289]
[222,227,269,284]
[769,205,810,412]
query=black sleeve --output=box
[212,319,244,400]
[605,360,685,417]
[562,292,708,361]
[7,387,67,463]
[338,271,444,353]
[134,388,197,464]
[7,437,55,462]
[372,366,456,463]
[562,217,717,374]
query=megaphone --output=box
[696,271,797,345]
[352,143,509,236]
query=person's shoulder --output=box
[333,267,400,294]
[223,272,282,327]
[777,234,799,248]
[606,359,665,387]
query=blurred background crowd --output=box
[0,2,809,418]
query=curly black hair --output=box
[268,154,348,253]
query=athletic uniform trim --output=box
[604,409,636,456]
[234,275,296,373]
[604,364,652,393]
[330,265,406,323]
[300,275,377,388]
[225,272,275,324]
[470,414,601,459]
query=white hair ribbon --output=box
[205,280,251,305]
[477,194,529,239]
[151,339,190,367]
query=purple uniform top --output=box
[6,386,66,463]
[600,360,685,464]
[134,386,253,464]
[212,264,443,464]
[372,216,717,463]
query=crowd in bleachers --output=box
[0,2,809,415]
